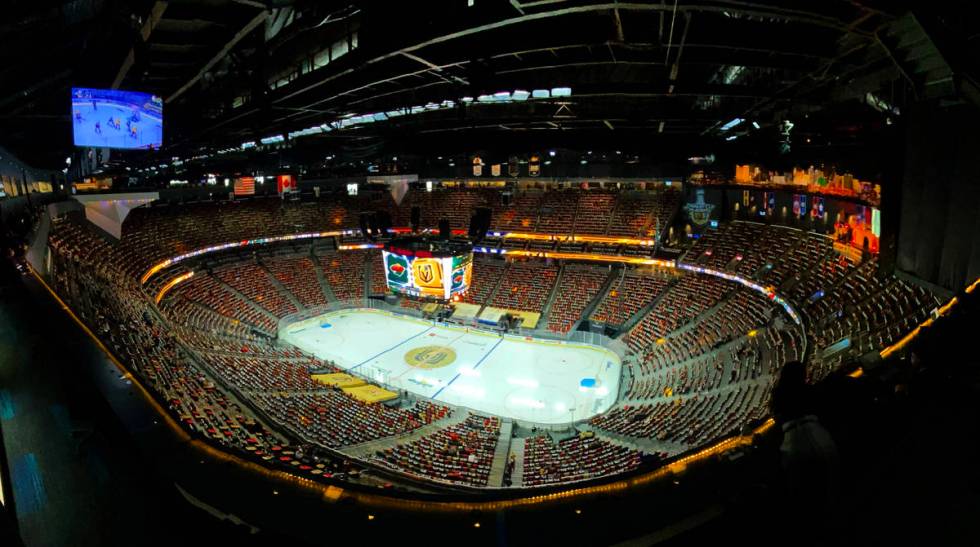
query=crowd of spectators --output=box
[373,414,501,487]
[546,266,610,333]
[522,434,644,486]
[37,197,944,490]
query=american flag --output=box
[234,176,255,196]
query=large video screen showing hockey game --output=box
[382,250,473,300]
[71,87,163,149]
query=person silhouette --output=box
[770,361,841,545]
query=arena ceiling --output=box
[0,1,977,170]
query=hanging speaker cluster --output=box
[358,212,372,240]
[468,207,492,243]
[358,211,393,241]
[410,206,421,233]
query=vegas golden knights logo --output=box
[412,258,443,291]
[404,346,457,369]
[418,262,434,283]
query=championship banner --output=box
[684,188,714,226]
[742,190,750,206]
[528,154,541,177]
[473,156,483,177]
[811,196,824,218]
[764,191,775,210]
[491,164,501,177]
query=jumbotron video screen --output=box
[71,87,163,149]
[382,244,473,300]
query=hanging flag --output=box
[277,174,296,194]
[234,176,255,196]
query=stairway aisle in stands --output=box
[210,274,282,326]
[536,263,566,327]
[509,437,525,486]
[487,420,514,487]
[567,267,620,334]
[342,410,469,459]
[258,261,306,312]
[310,249,339,303]
[361,252,372,302]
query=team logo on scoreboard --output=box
[412,258,444,290]
[684,188,715,226]
[418,263,435,283]
[404,345,457,369]
[385,253,410,284]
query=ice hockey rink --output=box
[280,308,622,424]
[71,100,163,149]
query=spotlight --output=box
[720,118,743,131]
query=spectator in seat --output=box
[771,360,841,545]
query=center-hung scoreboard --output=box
[382,237,473,300]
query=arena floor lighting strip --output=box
[154,271,195,303]
[492,231,657,247]
[140,229,358,284]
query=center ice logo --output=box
[404,345,457,369]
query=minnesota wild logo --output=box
[404,345,457,369]
[385,253,410,284]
